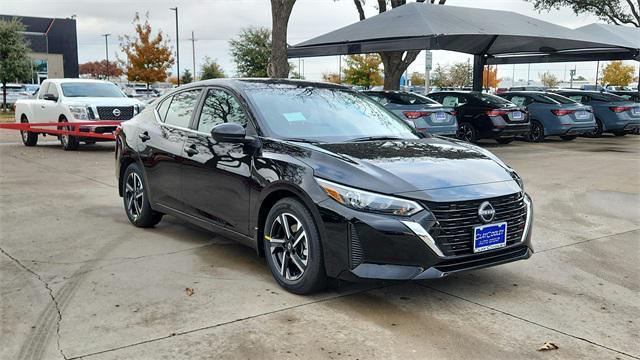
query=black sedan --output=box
[428,91,531,144]
[116,79,533,294]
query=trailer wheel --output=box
[20,116,38,147]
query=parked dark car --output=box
[499,91,595,142]
[552,90,640,136]
[363,90,457,136]
[116,79,533,294]
[428,91,530,144]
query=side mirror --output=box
[43,94,58,102]
[211,123,246,143]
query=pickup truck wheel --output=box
[123,163,163,227]
[58,116,79,151]
[20,116,38,146]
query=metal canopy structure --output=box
[287,3,640,90]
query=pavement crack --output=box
[415,282,639,359]
[1,246,69,360]
[536,228,640,253]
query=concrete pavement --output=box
[1,131,638,359]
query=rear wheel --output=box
[58,116,79,151]
[587,119,603,137]
[456,122,477,143]
[496,138,515,144]
[527,121,545,142]
[263,197,327,294]
[560,135,577,141]
[122,163,163,227]
[20,116,38,146]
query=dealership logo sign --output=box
[478,201,495,223]
[112,108,121,117]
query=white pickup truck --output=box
[15,78,144,150]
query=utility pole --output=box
[569,68,576,89]
[527,63,531,85]
[190,31,197,81]
[424,50,432,94]
[170,7,180,86]
[301,59,305,79]
[595,60,600,89]
[338,55,342,84]
[512,64,516,87]
[102,34,111,81]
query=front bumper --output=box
[319,192,534,281]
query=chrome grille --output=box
[96,106,134,120]
[424,193,526,256]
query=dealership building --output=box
[0,15,79,83]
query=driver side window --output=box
[197,88,247,134]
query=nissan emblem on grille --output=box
[478,201,495,223]
[112,108,121,117]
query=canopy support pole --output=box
[473,55,486,92]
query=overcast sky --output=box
[2,0,638,84]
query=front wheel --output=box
[20,116,38,146]
[527,121,545,142]
[58,117,79,151]
[456,122,477,143]
[122,163,163,227]
[263,198,327,294]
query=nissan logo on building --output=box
[478,201,495,223]
[112,108,121,117]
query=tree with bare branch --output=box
[527,0,639,27]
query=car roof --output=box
[45,78,114,85]
[502,91,548,95]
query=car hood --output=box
[292,137,518,197]
[64,97,142,107]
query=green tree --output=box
[342,54,383,88]
[539,71,561,88]
[0,18,31,111]
[181,69,193,84]
[229,27,271,77]
[526,0,639,27]
[449,61,473,88]
[120,13,174,89]
[200,57,226,79]
[430,64,451,88]
[602,61,636,86]
[410,72,425,86]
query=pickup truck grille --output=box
[96,106,134,120]
[424,193,527,257]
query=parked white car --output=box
[15,79,143,150]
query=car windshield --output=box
[246,86,419,143]
[474,93,514,106]
[61,82,125,98]
[542,93,577,104]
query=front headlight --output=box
[510,170,524,190]
[69,105,89,120]
[316,178,423,216]
[134,104,143,114]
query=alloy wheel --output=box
[529,122,543,142]
[125,172,144,221]
[267,212,309,281]
[457,123,474,142]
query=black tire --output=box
[587,119,604,137]
[612,131,627,137]
[560,135,577,141]
[20,116,38,146]
[58,116,80,151]
[527,121,545,142]
[496,138,515,144]
[456,122,477,143]
[122,163,163,227]
[263,197,327,294]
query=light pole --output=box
[102,34,111,81]
[170,7,180,86]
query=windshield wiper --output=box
[347,136,404,142]
[280,138,325,144]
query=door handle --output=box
[184,146,199,157]
[138,132,150,142]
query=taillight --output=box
[551,109,576,116]
[485,110,508,117]
[448,110,457,116]
[610,106,631,113]
[403,111,431,119]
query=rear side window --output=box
[197,88,248,133]
[163,89,201,128]
[510,96,528,106]
[156,97,172,121]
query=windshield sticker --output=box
[283,112,306,122]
